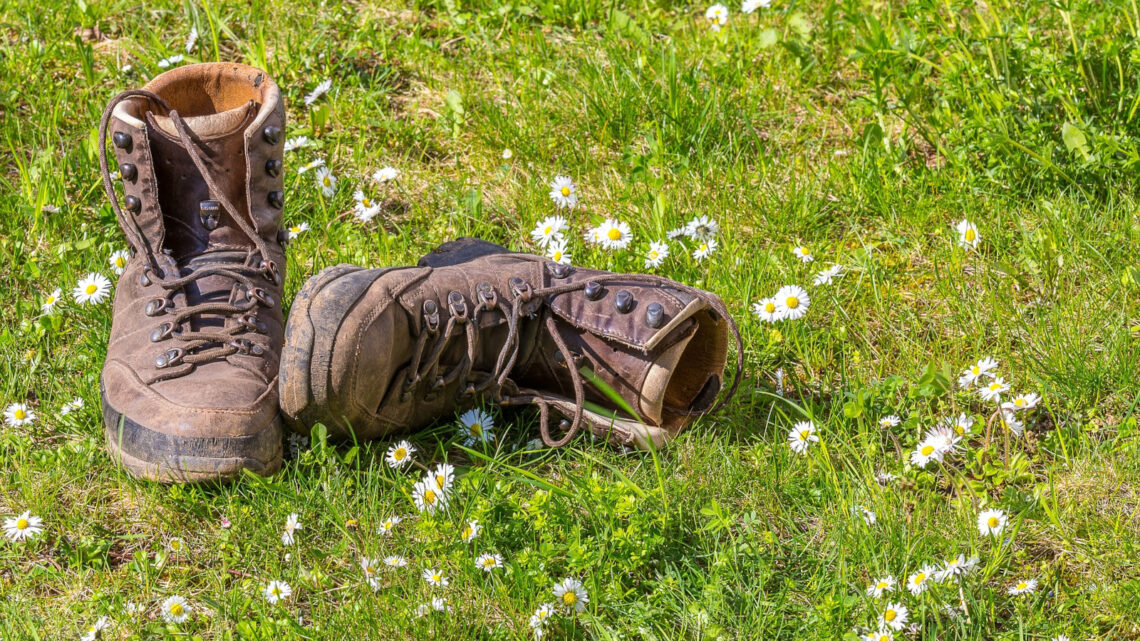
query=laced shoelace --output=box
[398,272,744,447]
[98,90,280,376]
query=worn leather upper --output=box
[101,63,286,440]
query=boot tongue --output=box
[145,102,258,257]
[638,322,698,425]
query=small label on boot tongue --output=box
[199,200,221,230]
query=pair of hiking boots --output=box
[98,63,741,483]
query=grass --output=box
[2,0,1139,638]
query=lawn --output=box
[2,0,1139,638]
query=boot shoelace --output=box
[98,90,279,377]
[398,271,744,447]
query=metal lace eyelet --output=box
[230,338,265,356]
[549,263,572,279]
[139,266,152,287]
[423,299,440,332]
[154,348,184,369]
[508,276,532,301]
[645,302,665,328]
[260,260,280,285]
[447,291,468,323]
[584,281,604,300]
[476,282,497,307]
[144,297,169,317]
[239,313,267,333]
[250,288,275,308]
[150,322,175,343]
[615,289,635,314]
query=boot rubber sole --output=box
[101,381,283,484]
[278,264,371,435]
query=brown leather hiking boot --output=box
[97,63,287,482]
[279,238,741,450]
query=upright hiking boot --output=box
[98,63,287,482]
[279,238,741,450]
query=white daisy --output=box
[906,565,937,594]
[1053,636,1071,641]
[531,215,567,247]
[878,602,909,631]
[384,555,408,567]
[60,397,84,416]
[80,615,110,641]
[878,415,901,429]
[977,508,1008,537]
[774,285,810,320]
[475,553,503,572]
[378,515,402,535]
[935,554,978,582]
[41,287,62,314]
[692,238,718,261]
[108,249,130,275]
[705,3,729,28]
[502,148,513,160]
[860,506,876,526]
[286,222,309,239]
[866,576,896,598]
[422,568,449,587]
[862,631,894,641]
[958,357,998,388]
[597,219,633,251]
[978,377,1009,403]
[429,462,455,494]
[3,510,43,542]
[160,595,191,623]
[1008,578,1037,595]
[548,176,578,209]
[281,512,302,546]
[360,557,380,577]
[741,0,771,13]
[792,245,814,262]
[462,519,482,543]
[644,241,670,269]
[666,227,688,240]
[751,297,780,323]
[1002,393,1040,412]
[923,425,962,457]
[385,440,415,469]
[546,239,572,265]
[297,158,325,173]
[909,436,946,468]
[263,580,292,604]
[1000,410,1025,437]
[73,272,112,305]
[284,136,310,152]
[304,79,332,106]
[530,602,556,630]
[352,190,381,223]
[412,479,449,514]
[946,413,975,438]
[373,166,400,183]
[812,264,845,286]
[315,166,337,197]
[167,537,185,553]
[553,577,589,613]
[157,54,183,68]
[787,420,818,455]
[4,403,35,427]
[184,27,198,53]
[955,219,980,249]
[457,408,495,446]
[684,215,719,241]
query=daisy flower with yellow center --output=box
[546,239,572,265]
[41,288,62,315]
[813,264,845,286]
[457,409,495,446]
[161,595,191,623]
[946,412,975,438]
[906,565,936,594]
[263,580,292,604]
[955,219,980,249]
[878,602,909,631]
[475,553,503,572]
[644,241,670,269]
[548,176,578,209]
[422,568,449,587]
[792,245,814,262]
[378,515,402,535]
[705,3,729,28]
[531,215,567,247]
[596,219,633,251]
[3,510,43,542]
[284,135,309,152]
[692,238,718,261]
[80,615,110,641]
[774,285,810,320]
[108,249,130,275]
[315,166,336,197]
[462,519,482,543]
[935,554,978,582]
[373,166,399,183]
[750,297,779,323]
[353,190,381,223]
[385,440,415,469]
[787,420,818,455]
[73,272,112,305]
[909,436,946,468]
[530,602,556,630]
[429,463,455,494]
[978,376,1009,403]
[684,215,719,241]
[1008,578,1037,595]
[60,397,84,416]
[1002,393,1040,412]
[553,577,589,613]
[304,79,332,106]
[384,555,408,567]
[360,557,380,577]
[977,508,1007,537]
[878,415,901,429]
[957,356,998,388]
[866,575,896,598]
[168,537,185,553]
[287,222,309,239]
[412,479,449,514]
[281,512,302,546]
[4,402,35,427]
[862,630,894,641]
